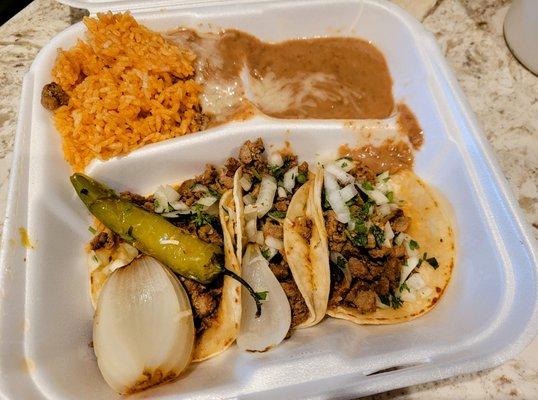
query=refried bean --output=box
[168,29,395,123]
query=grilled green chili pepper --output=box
[71,173,262,316]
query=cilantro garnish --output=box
[88,226,97,234]
[399,282,410,293]
[251,169,262,182]
[359,200,374,219]
[426,257,439,269]
[261,248,270,260]
[391,295,403,309]
[269,157,293,180]
[192,204,216,227]
[370,225,385,246]
[255,291,268,301]
[268,210,286,220]
[297,172,307,184]
[362,181,374,191]
[346,229,368,248]
[380,290,403,309]
[378,294,390,307]
[334,255,347,270]
[345,196,358,206]
[323,193,331,210]
[386,191,394,203]
[409,239,419,250]
[208,187,221,199]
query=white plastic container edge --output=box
[0,0,536,399]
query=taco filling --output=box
[235,139,311,329]
[320,159,440,314]
[86,160,241,359]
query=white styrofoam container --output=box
[0,0,537,398]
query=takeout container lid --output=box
[57,0,277,14]
[1,0,537,399]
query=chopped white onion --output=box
[335,158,355,172]
[154,185,185,214]
[348,219,356,231]
[104,259,128,274]
[378,203,392,216]
[246,219,258,242]
[100,243,138,275]
[325,163,355,185]
[395,232,411,246]
[170,200,189,212]
[153,186,170,213]
[196,196,218,207]
[243,193,255,205]
[192,184,208,193]
[255,231,265,245]
[240,175,252,191]
[269,152,284,167]
[283,166,298,193]
[277,187,287,198]
[265,235,283,251]
[383,221,394,248]
[255,175,277,218]
[357,183,389,205]
[163,185,180,202]
[377,171,390,182]
[400,289,416,302]
[339,183,358,202]
[406,273,426,291]
[368,189,390,205]
[243,204,259,220]
[324,170,350,223]
[375,172,394,194]
[400,256,420,286]
[419,287,433,298]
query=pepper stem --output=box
[222,268,262,317]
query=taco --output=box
[231,139,325,351]
[86,163,241,361]
[309,158,454,324]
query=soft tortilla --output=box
[192,190,241,360]
[312,167,455,324]
[283,179,330,327]
[234,168,322,329]
[88,189,241,361]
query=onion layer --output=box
[93,256,194,394]
[237,245,291,352]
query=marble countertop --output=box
[0,0,536,398]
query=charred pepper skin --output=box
[70,173,222,284]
